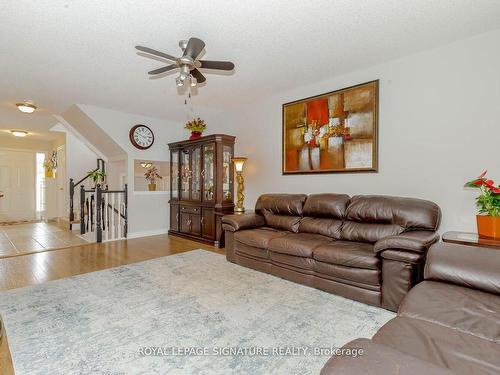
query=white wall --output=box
[210,29,500,233]
[65,131,101,184]
[80,105,184,237]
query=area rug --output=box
[0,250,394,375]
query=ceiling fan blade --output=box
[148,64,178,75]
[199,60,235,71]
[191,69,206,83]
[135,46,177,61]
[184,37,205,60]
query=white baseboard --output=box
[127,228,168,239]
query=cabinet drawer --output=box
[180,205,201,214]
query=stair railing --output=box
[69,158,105,229]
[80,184,128,243]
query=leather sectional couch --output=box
[222,193,441,311]
[321,242,500,375]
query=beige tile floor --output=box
[0,221,89,258]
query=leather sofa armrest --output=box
[379,249,424,264]
[320,338,454,375]
[374,231,440,254]
[221,213,265,232]
[424,242,500,295]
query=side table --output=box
[442,231,500,250]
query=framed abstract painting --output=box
[282,80,378,174]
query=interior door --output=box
[0,150,36,222]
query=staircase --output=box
[79,184,128,243]
[69,159,106,230]
[69,159,128,243]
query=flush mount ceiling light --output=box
[16,101,37,114]
[136,37,235,87]
[11,130,28,137]
[140,162,153,168]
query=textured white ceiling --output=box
[1,0,500,133]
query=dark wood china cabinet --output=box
[168,134,235,246]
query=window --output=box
[36,152,46,216]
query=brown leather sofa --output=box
[321,242,500,375]
[222,193,441,311]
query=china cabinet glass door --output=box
[222,144,233,202]
[171,150,179,200]
[191,146,201,201]
[180,150,190,200]
[203,143,215,202]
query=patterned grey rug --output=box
[0,250,394,375]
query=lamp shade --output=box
[232,157,247,172]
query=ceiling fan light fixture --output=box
[136,37,234,88]
[16,101,37,114]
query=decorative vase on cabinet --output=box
[168,134,235,247]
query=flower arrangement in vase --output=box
[465,170,500,238]
[43,159,55,178]
[185,117,207,140]
[144,166,162,191]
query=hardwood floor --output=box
[0,234,221,375]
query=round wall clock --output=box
[129,124,154,150]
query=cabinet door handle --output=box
[176,213,179,221]
[201,170,205,178]
[200,217,204,225]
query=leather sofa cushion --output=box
[303,193,350,218]
[374,317,500,375]
[270,252,315,271]
[262,211,301,232]
[235,242,268,260]
[341,221,403,243]
[320,338,455,375]
[399,280,500,343]
[313,241,380,270]
[425,243,500,295]
[234,228,286,249]
[255,193,307,216]
[346,195,441,230]
[299,217,343,239]
[341,195,441,243]
[268,232,332,257]
[314,261,381,288]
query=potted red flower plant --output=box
[185,117,207,140]
[465,171,500,238]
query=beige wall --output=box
[0,135,53,152]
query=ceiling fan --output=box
[135,37,235,87]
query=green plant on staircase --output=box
[87,169,106,188]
